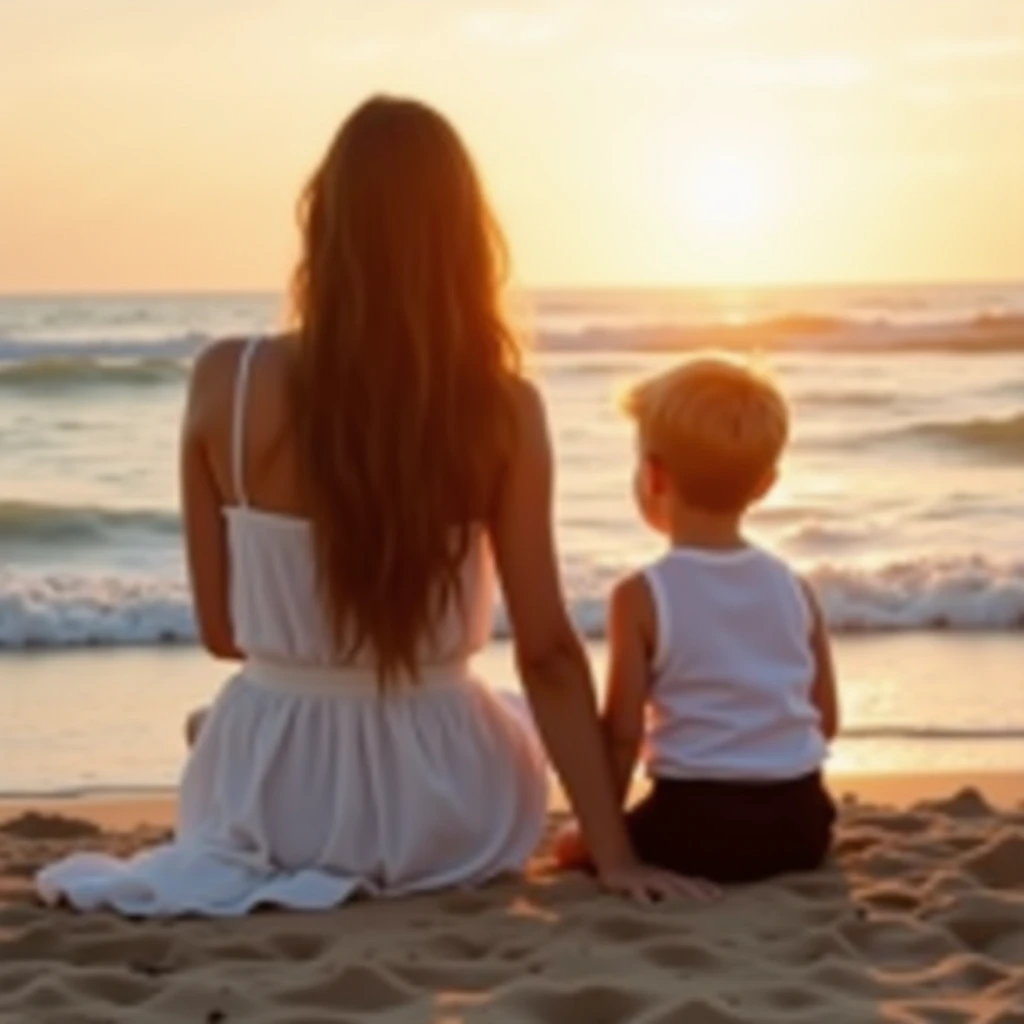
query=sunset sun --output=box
[683,145,780,238]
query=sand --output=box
[2,777,1024,1023]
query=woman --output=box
[38,97,702,915]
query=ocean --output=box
[2,282,1023,793]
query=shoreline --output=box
[3,769,1022,833]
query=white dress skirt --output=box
[36,337,549,917]
[37,659,548,916]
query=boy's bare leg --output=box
[553,820,592,869]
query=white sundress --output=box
[36,338,549,917]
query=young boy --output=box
[559,355,839,884]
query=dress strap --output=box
[231,336,262,507]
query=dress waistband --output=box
[241,656,472,695]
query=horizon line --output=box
[2,273,1022,301]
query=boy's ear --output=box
[750,464,778,502]
[645,454,671,494]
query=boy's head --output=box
[623,354,788,524]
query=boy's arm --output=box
[800,580,840,741]
[603,574,656,805]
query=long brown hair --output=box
[290,96,521,684]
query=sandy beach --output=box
[3,774,1024,1023]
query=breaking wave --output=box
[902,411,1024,457]
[1,554,1021,649]
[0,357,186,391]
[0,502,179,546]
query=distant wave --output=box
[537,313,1024,355]
[0,312,1022,380]
[901,411,1024,457]
[842,725,1024,741]
[1,554,1021,649]
[792,388,897,409]
[0,335,206,364]
[0,356,186,391]
[781,521,875,549]
[749,504,843,527]
[0,502,179,546]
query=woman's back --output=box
[211,336,495,669]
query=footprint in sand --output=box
[278,962,416,1014]
[781,927,859,964]
[808,958,881,997]
[10,976,78,1013]
[417,931,494,960]
[583,910,683,944]
[858,849,931,880]
[63,930,179,970]
[915,788,995,820]
[757,983,831,1011]
[836,828,887,856]
[0,905,40,928]
[639,938,727,972]
[857,882,924,913]
[509,982,654,1024]
[270,930,331,961]
[900,951,1010,996]
[439,890,495,916]
[0,919,68,962]
[139,978,260,1020]
[854,812,935,836]
[0,962,57,999]
[959,829,1024,890]
[636,996,745,1024]
[885,997,1024,1024]
[65,966,159,1006]
[391,960,516,993]
[839,916,961,969]
[934,891,1024,961]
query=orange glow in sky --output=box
[2,0,1023,291]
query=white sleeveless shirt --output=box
[642,546,827,782]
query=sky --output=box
[2,0,1023,291]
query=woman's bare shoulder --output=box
[188,337,243,394]
[506,374,548,438]
[189,335,293,404]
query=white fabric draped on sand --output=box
[37,663,548,916]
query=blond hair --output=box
[623,355,788,514]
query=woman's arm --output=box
[602,575,654,806]
[490,381,701,901]
[180,344,242,661]
[801,580,839,740]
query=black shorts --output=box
[627,771,836,884]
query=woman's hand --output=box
[556,821,719,903]
[597,859,720,904]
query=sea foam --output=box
[2,555,1022,649]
